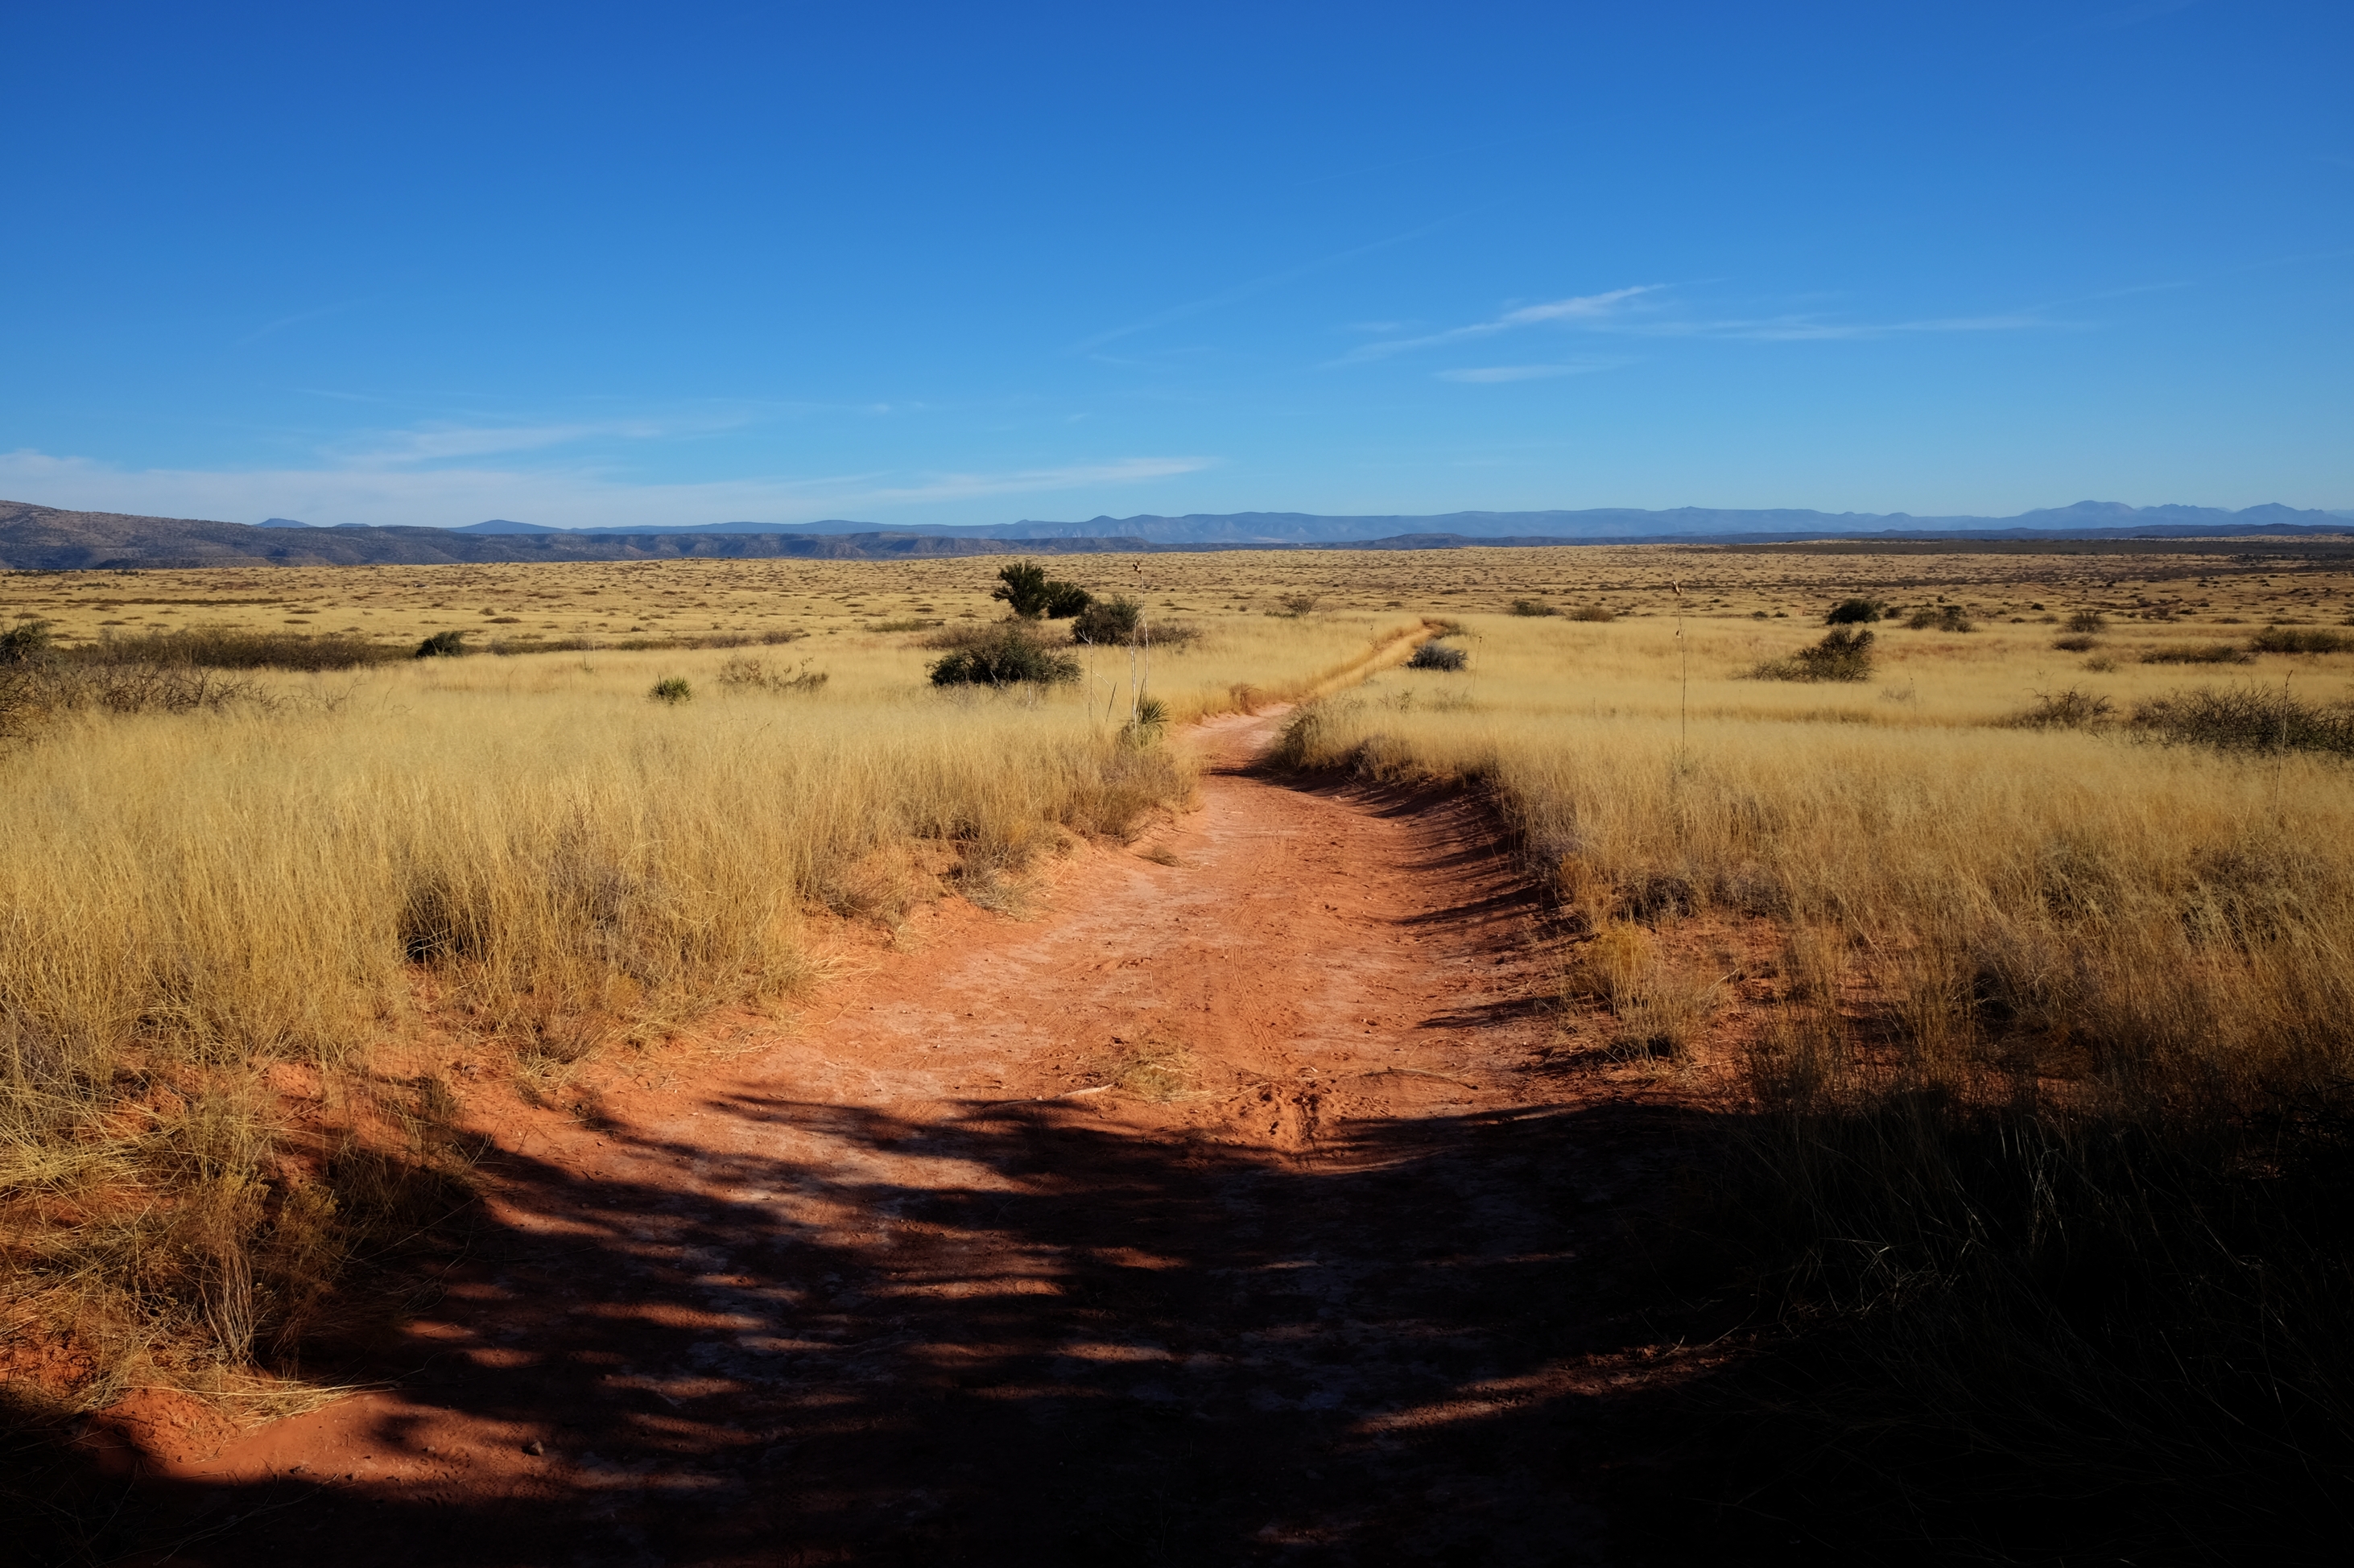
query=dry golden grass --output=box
[0,591,1429,1412]
[1271,598,2354,1554]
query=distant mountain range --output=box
[419,500,2354,544]
[2,497,2347,571]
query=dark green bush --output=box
[1825,597,1885,625]
[928,623,1081,686]
[990,561,1092,620]
[415,630,469,658]
[650,676,692,704]
[2052,633,2100,652]
[1406,639,1468,671]
[1509,598,1557,617]
[1071,596,1142,645]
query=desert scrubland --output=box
[4,538,2352,1558]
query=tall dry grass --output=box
[1276,612,2354,1555]
[2,609,1429,1405]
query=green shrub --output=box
[1825,597,1885,625]
[1509,598,1557,617]
[2250,625,2352,654]
[1753,627,1874,682]
[2052,633,2100,652]
[1071,596,1142,645]
[989,561,1092,620]
[415,630,469,658]
[1406,639,1468,671]
[650,676,692,704]
[927,622,1081,686]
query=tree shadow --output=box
[64,1083,1729,1567]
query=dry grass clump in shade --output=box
[1271,610,2354,1558]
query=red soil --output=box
[86,709,1721,1566]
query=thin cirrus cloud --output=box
[1335,286,1664,364]
[0,448,1214,530]
[1437,361,1625,383]
[1340,284,2056,365]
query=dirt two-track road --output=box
[101,710,1710,1566]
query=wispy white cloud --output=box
[0,448,1215,530]
[1436,361,1625,383]
[230,299,371,348]
[1336,287,1664,363]
[1070,213,1474,353]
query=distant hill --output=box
[2,497,2344,571]
[0,501,1149,569]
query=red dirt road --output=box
[107,711,1699,1566]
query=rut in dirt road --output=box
[109,710,1699,1567]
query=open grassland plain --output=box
[0,572,1427,1435]
[3,536,2352,1563]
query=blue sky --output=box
[2,1,2348,529]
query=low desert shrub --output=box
[2009,687,2115,728]
[1825,597,1885,625]
[81,626,395,672]
[928,622,1082,686]
[2141,643,2250,665]
[1752,627,1873,682]
[650,676,692,704]
[1509,598,1558,617]
[2250,625,2352,654]
[1405,638,1468,671]
[2132,685,2354,757]
[415,630,469,658]
[717,655,828,694]
[2051,633,2100,652]
[2065,609,2109,633]
[1565,603,1618,622]
[1071,596,1142,645]
[1905,605,1972,632]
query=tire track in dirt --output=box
[113,707,1691,1566]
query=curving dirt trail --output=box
[109,708,1702,1566]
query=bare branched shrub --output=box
[2009,687,2116,728]
[2132,684,2354,757]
